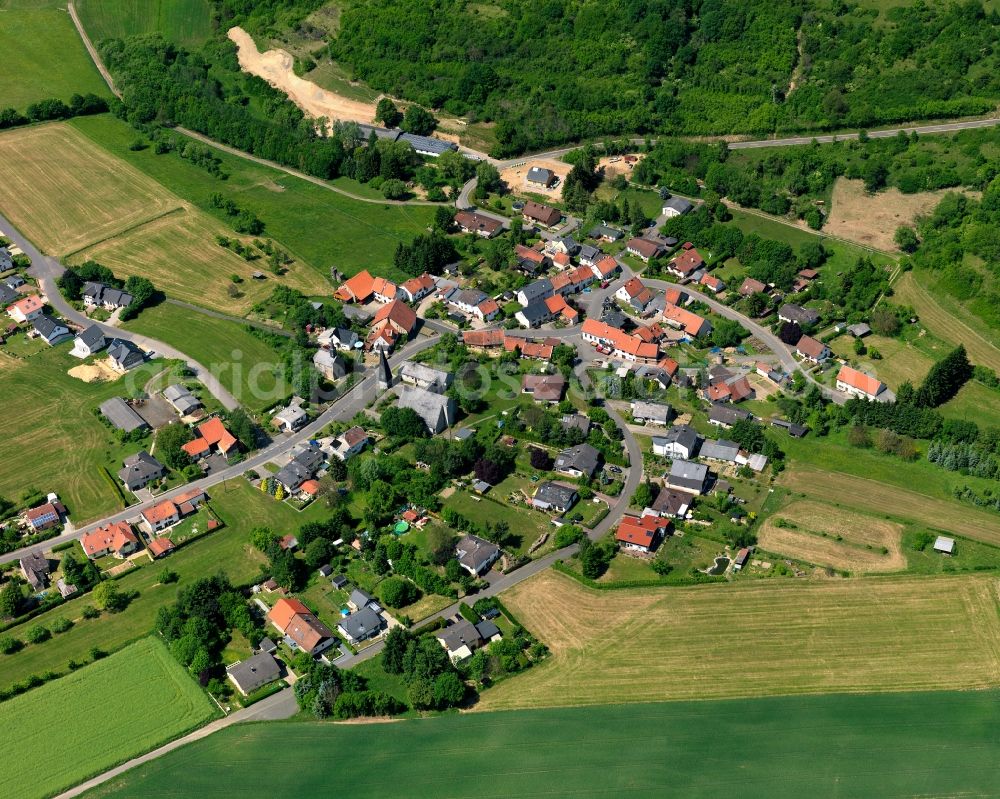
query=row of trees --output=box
[0,93,107,129]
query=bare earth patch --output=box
[824,178,968,251]
[500,159,572,200]
[68,359,124,384]
[759,500,906,573]
[229,26,377,126]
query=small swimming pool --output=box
[707,556,730,575]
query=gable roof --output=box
[521,373,566,402]
[141,499,179,525]
[553,443,600,477]
[371,299,417,335]
[335,269,376,302]
[463,329,505,348]
[8,294,43,316]
[795,335,828,360]
[268,597,312,632]
[837,365,886,397]
[81,520,138,557]
[522,201,561,226]
[615,514,666,548]
[626,238,663,259]
[739,277,767,296]
[671,248,704,274]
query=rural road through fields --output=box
[0,212,241,411]
[0,330,443,565]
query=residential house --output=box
[275,444,324,493]
[348,588,379,612]
[652,424,700,460]
[577,244,601,267]
[615,514,669,553]
[331,426,368,461]
[836,365,890,401]
[0,246,13,272]
[553,443,600,479]
[699,439,740,463]
[81,520,140,559]
[616,277,655,312]
[227,652,281,696]
[313,349,347,381]
[398,273,436,304]
[708,404,752,429]
[0,284,19,308]
[778,304,819,327]
[739,277,768,297]
[148,537,176,559]
[665,459,710,494]
[400,361,452,392]
[99,397,149,434]
[25,501,62,532]
[398,385,456,433]
[561,414,591,437]
[795,335,830,363]
[32,315,70,345]
[334,270,378,303]
[532,481,578,513]
[650,488,694,518]
[436,618,484,661]
[371,277,398,304]
[140,499,180,533]
[82,282,133,310]
[463,329,506,350]
[515,302,553,329]
[118,451,165,492]
[504,337,553,360]
[162,384,202,416]
[268,597,337,654]
[668,248,705,278]
[443,287,499,321]
[590,255,620,281]
[544,294,578,325]
[625,237,663,263]
[662,197,693,217]
[338,606,384,645]
[580,318,660,364]
[526,166,557,188]
[515,244,548,274]
[522,201,561,228]
[182,417,239,460]
[548,236,580,257]
[273,402,308,433]
[630,401,673,426]
[516,278,554,308]
[521,373,566,403]
[699,273,725,293]
[706,375,755,404]
[588,225,624,242]
[368,299,417,351]
[661,303,711,337]
[317,327,360,352]
[456,534,501,576]
[455,210,503,238]
[106,339,145,372]
[20,551,50,590]
[6,294,43,323]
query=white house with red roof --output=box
[836,365,890,401]
[615,513,669,553]
[7,294,43,323]
[81,521,139,560]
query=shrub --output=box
[51,617,73,634]
[0,635,23,654]
[26,625,50,644]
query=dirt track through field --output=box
[759,500,906,573]
[228,26,377,127]
[779,466,1000,545]
[477,570,1000,710]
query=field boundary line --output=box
[62,204,187,259]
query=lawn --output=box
[2,636,214,799]
[125,303,285,411]
[80,691,1000,799]
[0,347,165,523]
[940,379,1000,429]
[442,488,551,556]
[0,0,109,113]
[76,0,213,49]
[0,122,179,255]
[0,484,314,694]
[478,569,1000,710]
[70,114,438,281]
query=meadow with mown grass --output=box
[75,0,213,50]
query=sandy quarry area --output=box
[228,27,378,126]
[68,359,122,383]
[500,159,572,199]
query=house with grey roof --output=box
[588,224,624,242]
[397,132,458,157]
[118,450,165,492]
[532,481,578,513]
[20,551,50,591]
[516,278,554,308]
[338,606,384,644]
[708,404,751,429]
[82,282,133,310]
[348,588,379,612]
[106,339,144,372]
[526,166,556,188]
[71,324,106,359]
[273,402,308,433]
[313,349,346,381]
[162,384,202,416]
[515,301,554,329]
[436,618,484,661]
[398,386,456,434]
[665,459,710,494]
[652,424,700,460]
[630,401,673,426]
[650,488,695,518]
[561,414,591,437]
[275,443,324,492]
[32,315,70,346]
[778,303,820,327]
[318,327,360,352]
[699,439,740,463]
[662,197,693,217]
[227,652,281,696]
[456,534,501,576]
[553,443,600,479]
[100,397,149,433]
[400,361,452,392]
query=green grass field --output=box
[76,0,212,49]
[81,691,1000,798]
[70,114,438,281]
[0,0,109,112]
[125,303,285,411]
[0,346,166,523]
[3,637,214,799]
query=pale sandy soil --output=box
[68,359,123,383]
[500,159,572,199]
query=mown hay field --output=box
[79,691,1000,799]
[476,570,1000,710]
[779,465,1000,546]
[2,637,214,799]
[0,123,179,255]
[76,0,213,49]
[758,499,906,573]
[70,207,331,314]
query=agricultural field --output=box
[939,380,1000,430]
[76,0,213,49]
[3,637,214,799]
[79,690,1000,799]
[69,114,438,281]
[0,484,312,694]
[69,206,331,314]
[0,123,178,255]
[758,500,906,574]
[0,347,165,523]
[827,332,937,390]
[124,303,285,412]
[894,270,1000,373]
[0,0,109,112]
[477,570,1000,710]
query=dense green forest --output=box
[324,0,1000,155]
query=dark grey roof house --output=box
[456,534,501,576]
[652,424,700,460]
[532,481,578,513]
[226,652,281,696]
[666,459,710,494]
[20,550,50,591]
[526,166,556,187]
[517,278,554,307]
[650,488,695,518]
[107,339,144,371]
[699,439,740,463]
[778,303,819,327]
[32,314,70,345]
[553,443,600,479]
[708,404,751,429]
[338,606,384,644]
[561,414,591,436]
[72,324,107,358]
[630,401,673,426]
[118,450,165,491]
[163,384,202,416]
